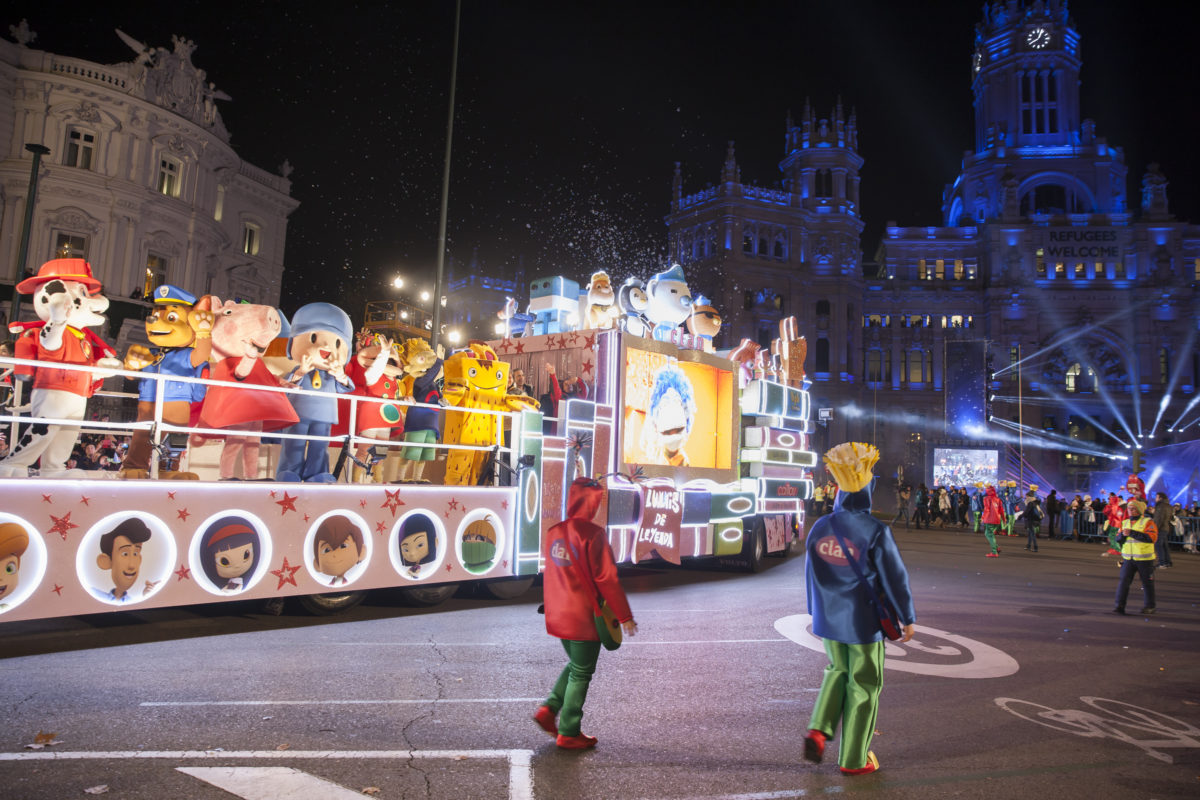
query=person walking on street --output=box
[1112,497,1157,615]
[535,477,638,749]
[1152,492,1174,568]
[970,483,985,532]
[981,484,1006,557]
[1023,492,1044,552]
[1102,493,1125,556]
[802,442,916,776]
[913,484,931,529]
[892,483,911,528]
[1045,490,1059,539]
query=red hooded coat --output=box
[542,478,633,641]
[981,486,1006,525]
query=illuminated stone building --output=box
[668,0,1199,494]
[0,25,297,354]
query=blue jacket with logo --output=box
[806,483,917,645]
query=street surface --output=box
[2,525,1199,799]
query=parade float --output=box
[0,260,815,623]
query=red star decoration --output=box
[52,583,64,596]
[176,508,191,521]
[580,358,594,378]
[381,488,405,517]
[496,339,513,354]
[502,560,509,568]
[359,499,368,508]
[174,563,192,581]
[276,492,298,514]
[79,495,91,506]
[445,563,453,571]
[167,490,176,500]
[544,335,558,350]
[582,333,596,349]
[447,497,461,511]
[514,340,525,354]
[270,489,278,498]
[41,494,52,504]
[303,514,311,522]
[48,512,78,541]
[375,520,386,534]
[270,557,302,590]
[501,499,509,510]
[444,509,452,519]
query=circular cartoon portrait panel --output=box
[388,510,446,581]
[303,510,371,588]
[189,511,274,596]
[0,515,48,615]
[456,509,506,575]
[75,512,176,607]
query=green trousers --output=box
[808,638,885,770]
[1105,524,1120,550]
[983,523,1001,554]
[545,639,602,737]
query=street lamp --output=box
[392,276,404,290]
[420,290,431,303]
[8,143,51,326]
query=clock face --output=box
[1026,27,1050,49]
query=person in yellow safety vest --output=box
[812,483,827,516]
[1112,498,1157,615]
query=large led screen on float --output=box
[619,338,737,484]
[932,447,998,488]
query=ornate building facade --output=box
[667,1,1199,494]
[0,24,297,353]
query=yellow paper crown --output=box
[821,442,879,493]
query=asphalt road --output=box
[2,525,1198,799]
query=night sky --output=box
[14,1,1199,316]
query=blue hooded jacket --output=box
[805,481,917,644]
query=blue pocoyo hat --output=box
[286,302,353,361]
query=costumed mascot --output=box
[616,277,651,337]
[0,258,122,478]
[442,340,539,486]
[333,329,406,483]
[276,303,355,483]
[198,299,297,480]
[120,285,213,479]
[397,338,444,484]
[802,442,916,775]
[641,361,696,467]
[582,271,621,330]
[685,294,721,352]
[644,264,692,341]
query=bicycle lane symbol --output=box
[774,614,1020,679]
[995,696,1200,764]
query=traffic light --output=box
[1131,449,1144,474]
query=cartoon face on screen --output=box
[199,516,262,593]
[313,514,366,585]
[460,515,498,573]
[398,514,438,577]
[0,523,30,604]
[645,363,697,466]
[94,518,152,602]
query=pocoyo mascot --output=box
[0,258,121,478]
[616,277,651,337]
[120,285,213,479]
[583,271,621,330]
[333,329,406,483]
[197,299,297,480]
[644,264,692,341]
[276,302,355,483]
[685,294,721,352]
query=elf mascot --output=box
[0,258,121,478]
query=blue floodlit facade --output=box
[666,0,1199,495]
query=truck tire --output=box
[297,590,367,615]
[483,576,536,600]
[741,519,765,573]
[399,583,460,607]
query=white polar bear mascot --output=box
[645,263,693,342]
[0,258,122,478]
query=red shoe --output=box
[556,733,598,749]
[533,705,557,737]
[803,729,827,763]
[985,552,999,558]
[840,751,880,775]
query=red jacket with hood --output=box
[543,478,633,641]
[981,486,1006,525]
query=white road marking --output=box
[178,766,364,800]
[141,698,542,707]
[774,614,1020,679]
[623,639,792,645]
[1,749,535,800]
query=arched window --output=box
[815,338,830,372]
[743,229,755,254]
[1020,184,1082,215]
[1065,363,1096,393]
[773,231,787,259]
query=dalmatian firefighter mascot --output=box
[1,258,122,478]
